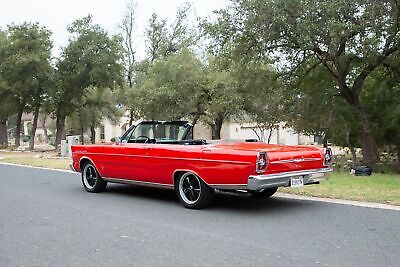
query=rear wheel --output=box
[175,172,214,209]
[249,187,278,199]
[81,162,107,193]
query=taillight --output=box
[256,152,268,173]
[324,148,333,166]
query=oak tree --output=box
[210,0,400,166]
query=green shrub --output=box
[22,135,31,142]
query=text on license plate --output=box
[290,177,304,188]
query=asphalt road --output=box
[0,164,399,267]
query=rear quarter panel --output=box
[197,146,256,185]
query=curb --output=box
[276,192,400,211]
[0,161,74,174]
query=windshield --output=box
[123,121,192,143]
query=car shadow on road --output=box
[211,192,317,213]
[103,184,317,213]
[104,183,178,202]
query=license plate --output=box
[290,177,304,188]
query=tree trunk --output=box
[359,128,378,167]
[55,115,66,148]
[349,146,357,169]
[212,114,224,140]
[29,105,40,150]
[80,128,84,145]
[41,114,48,143]
[396,145,400,171]
[323,137,328,148]
[0,119,8,147]
[250,128,261,141]
[191,112,202,126]
[356,107,378,167]
[267,129,273,144]
[129,108,134,126]
[90,127,96,144]
[339,81,378,167]
[15,108,24,148]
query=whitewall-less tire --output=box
[175,172,214,209]
[81,162,107,193]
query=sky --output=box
[0,0,228,58]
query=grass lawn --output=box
[1,155,399,206]
[279,171,400,205]
[0,157,70,170]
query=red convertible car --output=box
[70,121,333,209]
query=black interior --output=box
[157,139,207,145]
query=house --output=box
[21,113,53,143]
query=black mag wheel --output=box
[81,162,107,193]
[249,187,278,199]
[176,172,214,209]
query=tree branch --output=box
[314,53,339,80]
[352,41,400,96]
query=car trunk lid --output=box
[208,142,325,173]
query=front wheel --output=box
[175,172,214,209]
[249,187,278,199]
[81,162,107,193]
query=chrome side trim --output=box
[209,184,248,190]
[103,177,174,190]
[270,158,321,164]
[248,167,333,191]
[74,152,251,165]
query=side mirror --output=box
[112,137,121,144]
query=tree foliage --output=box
[202,58,243,139]
[0,30,15,146]
[67,86,122,143]
[54,15,124,146]
[145,3,196,62]
[132,50,207,121]
[1,23,53,148]
[209,0,400,165]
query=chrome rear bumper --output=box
[247,168,333,191]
